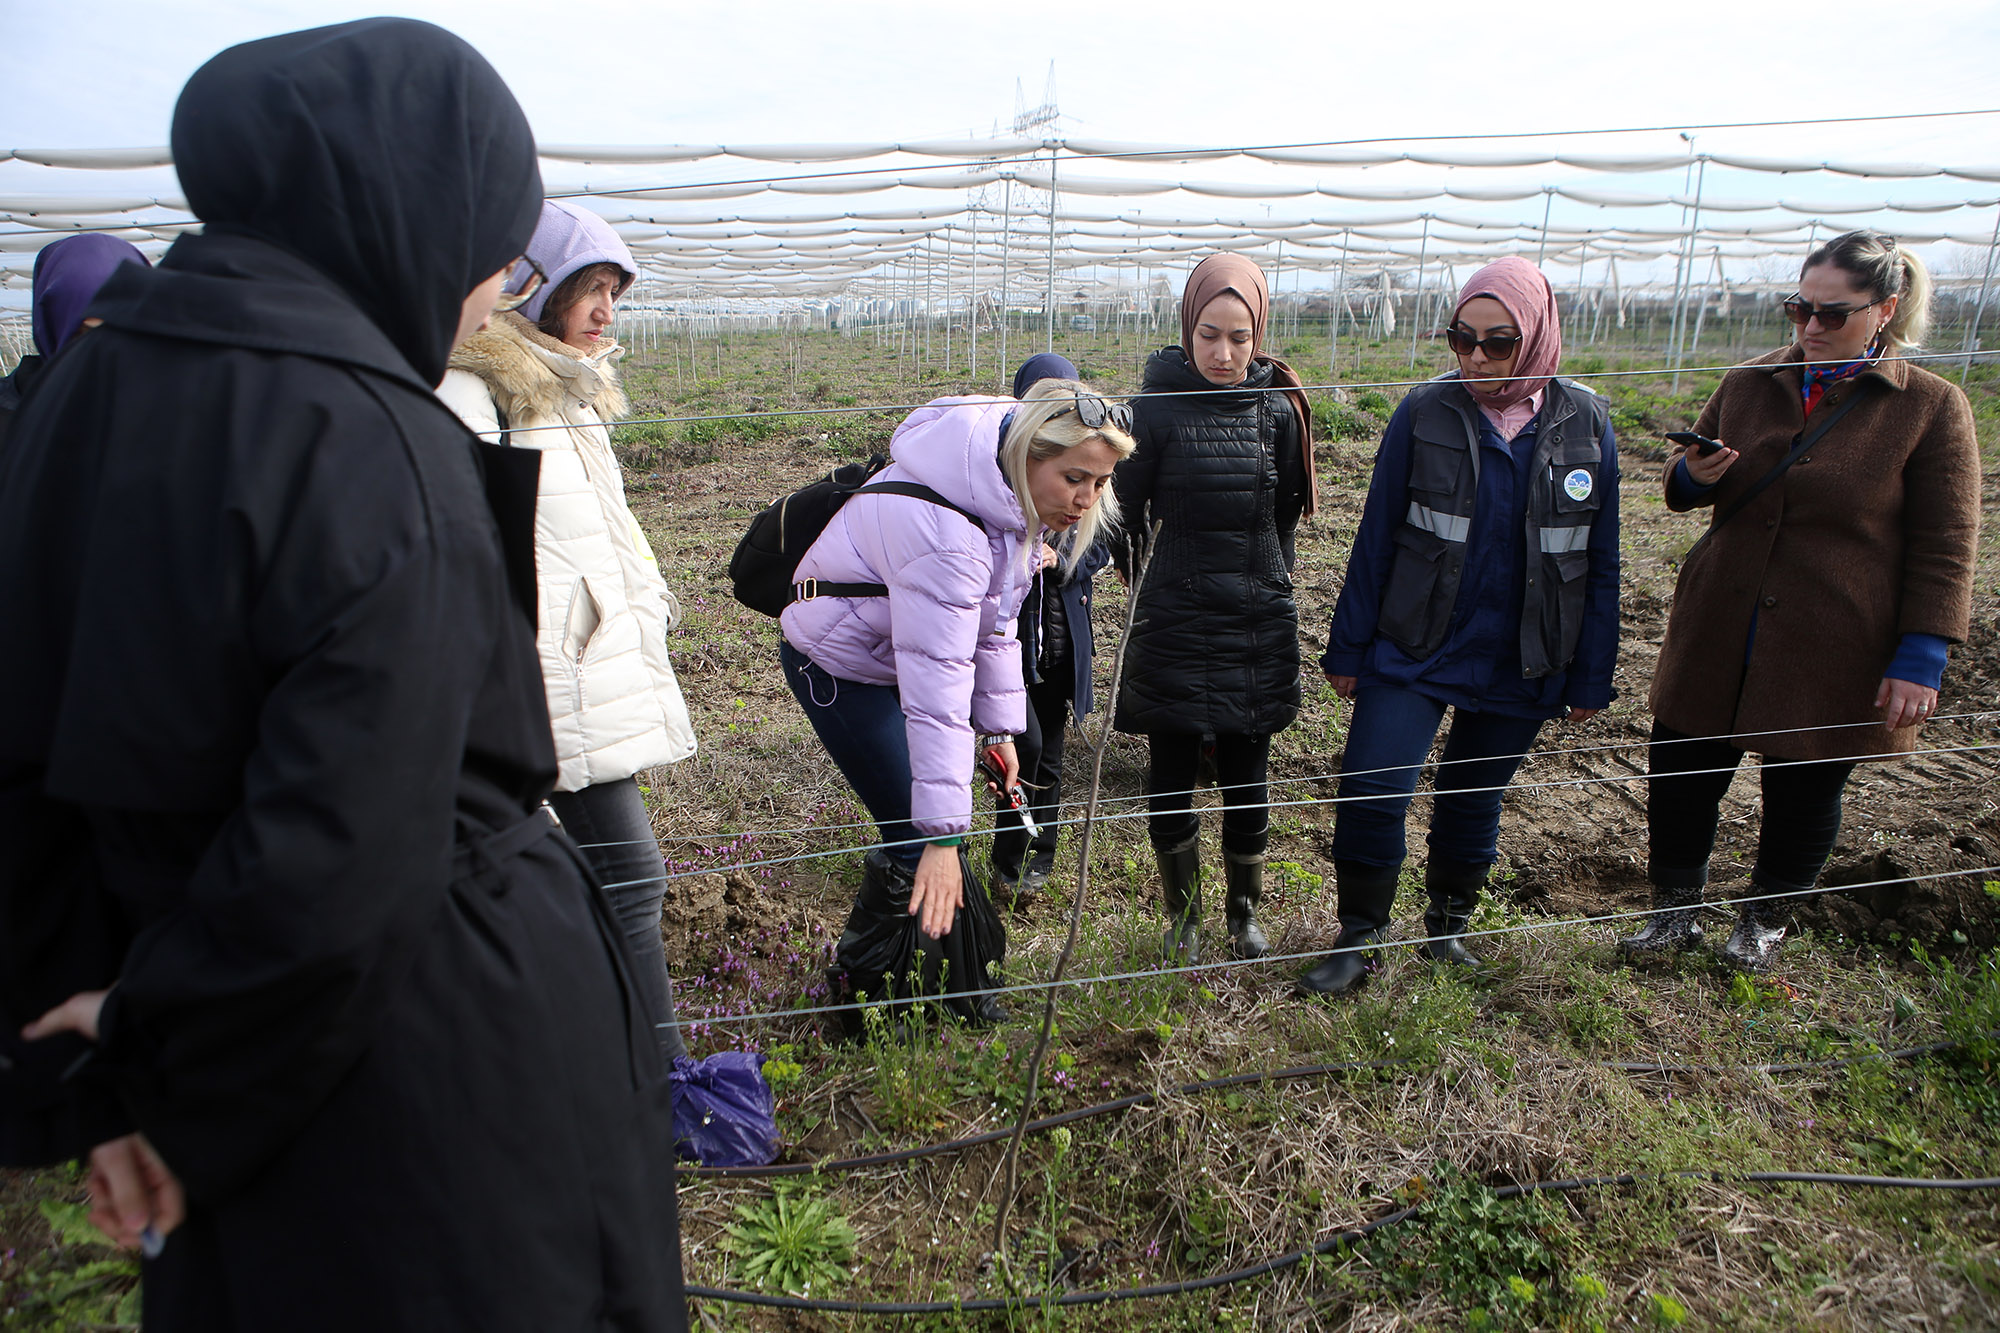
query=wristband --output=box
[929,835,965,848]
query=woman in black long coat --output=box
[0,21,687,1331]
[1115,253,1315,964]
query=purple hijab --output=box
[31,234,149,356]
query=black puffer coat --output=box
[1114,348,1307,735]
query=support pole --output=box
[1045,149,1058,353]
[1330,228,1349,376]
[1407,215,1431,369]
[1536,188,1554,267]
[1959,201,2000,383]
[1272,237,1284,346]
[1689,246,1719,360]
[1669,155,1707,392]
[1001,176,1013,380]
[969,204,980,381]
[1573,237,1590,345]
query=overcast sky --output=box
[4,0,1998,309]
[6,0,1999,152]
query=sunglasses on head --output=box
[1445,325,1523,359]
[1781,294,1883,330]
[492,254,549,314]
[1052,393,1132,434]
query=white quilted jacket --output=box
[438,312,696,790]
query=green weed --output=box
[722,1184,859,1297]
[4,1199,141,1331]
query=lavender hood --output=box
[783,396,1033,835]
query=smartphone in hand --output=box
[1664,430,1724,456]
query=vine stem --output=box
[990,520,1162,1282]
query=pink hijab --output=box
[1452,257,1562,411]
[1180,253,1318,517]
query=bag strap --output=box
[791,480,988,604]
[852,480,988,533]
[1701,382,1872,539]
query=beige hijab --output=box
[1181,253,1318,517]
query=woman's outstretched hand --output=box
[1324,673,1358,700]
[910,842,965,940]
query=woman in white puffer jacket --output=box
[439,199,696,1061]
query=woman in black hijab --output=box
[0,20,688,1331]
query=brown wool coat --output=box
[1648,346,1981,761]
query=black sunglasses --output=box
[1052,393,1133,434]
[492,254,548,314]
[1781,294,1883,330]
[1445,325,1523,359]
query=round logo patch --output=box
[1562,468,1593,502]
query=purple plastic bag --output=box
[667,1051,781,1166]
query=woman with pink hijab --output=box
[1299,257,1621,996]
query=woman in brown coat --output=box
[1627,230,1980,972]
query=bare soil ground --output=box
[625,337,2000,969]
[8,327,1998,1331]
[609,328,2000,1331]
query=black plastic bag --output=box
[826,846,1007,1038]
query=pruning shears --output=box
[976,744,1040,841]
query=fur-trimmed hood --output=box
[447,309,627,424]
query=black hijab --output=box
[169,18,543,386]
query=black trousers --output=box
[1146,731,1272,857]
[1645,721,1857,894]
[992,674,1071,877]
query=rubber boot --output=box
[1616,883,1705,958]
[1156,832,1202,965]
[1223,850,1269,960]
[1717,892,1788,973]
[1296,861,1401,996]
[1422,859,1486,967]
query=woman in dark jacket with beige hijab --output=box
[1115,253,1314,965]
[1628,230,1979,972]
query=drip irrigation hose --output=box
[686,1167,2000,1313]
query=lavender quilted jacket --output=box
[782,396,1033,835]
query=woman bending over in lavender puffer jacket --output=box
[782,379,1134,1025]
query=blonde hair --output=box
[999,378,1136,575]
[1802,230,1934,351]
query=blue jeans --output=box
[781,641,924,868]
[1330,684,1548,869]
